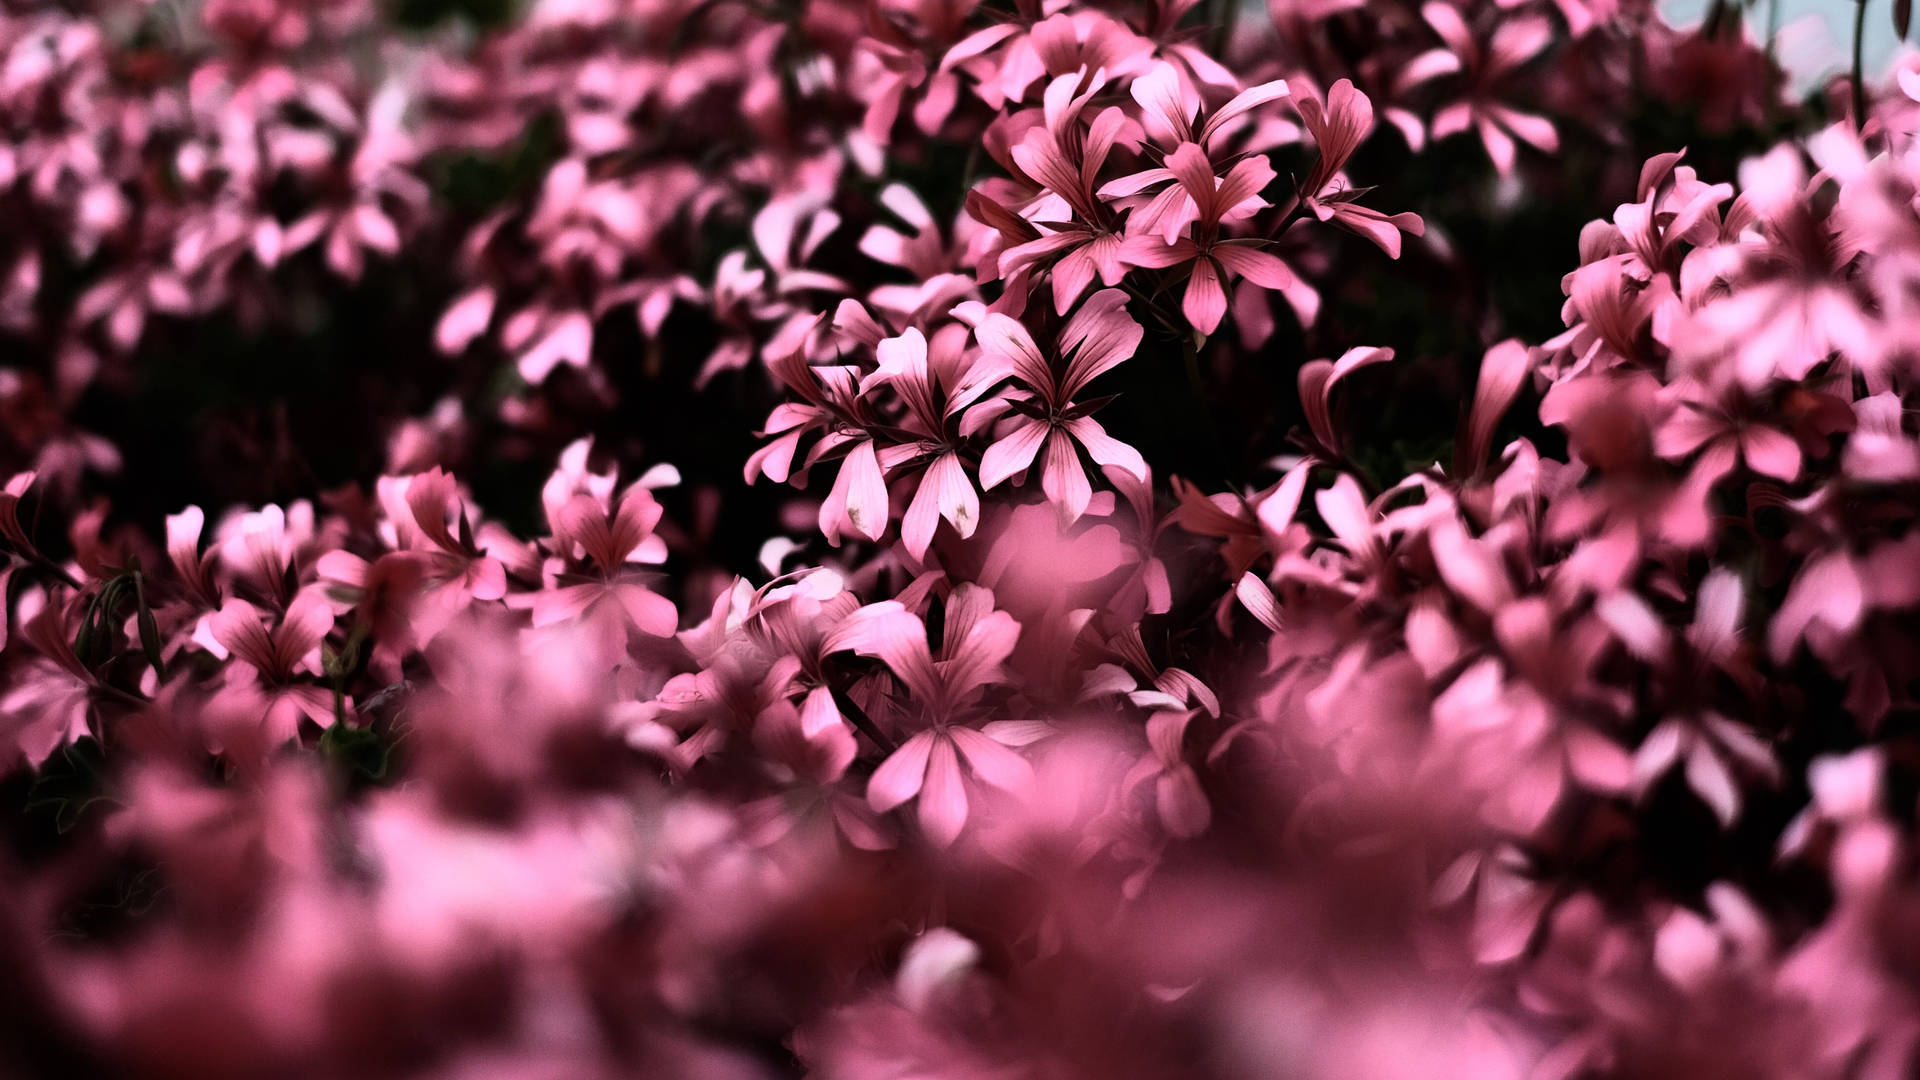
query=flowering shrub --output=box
[3,0,1920,1075]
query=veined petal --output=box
[950,726,1034,793]
[1040,428,1094,524]
[978,417,1050,489]
[1212,243,1293,289]
[927,451,980,538]
[210,598,280,677]
[1130,62,1197,145]
[918,736,969,846]
[977,313,1055,393]
[1199,79,1289,146]
[820,440,889,543]
[1181,258,1228,335]
[1065,417,1148,483]
[869,730,936,812]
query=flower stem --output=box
[1853,0,1870,133]
[833,687,896,755]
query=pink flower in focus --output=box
[207,590,338,747]
[968,289,1149,524]
[1112,144,1293,334]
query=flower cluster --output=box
[5,0,1920,1077]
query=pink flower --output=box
[1121,708,1211,837]
[853,585,1035,846]
[165,506,222,611]
[378,469,510,601]
[862,326,998,559]
[1653,375,1802,483]
[1290,80,1425,256]
[1420,3,1560,175]
[207,590,338,746]
[1112,144,1293,334]
[1297,345,1394,460]
[1,603,95,767]
[533,479,679,639]
[999,72,1141,314]
[1128,61,1290,152]
[969,289,1149,524]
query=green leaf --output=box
[25,739,114,834]
[134,572,165,676]
[319,722,397,787]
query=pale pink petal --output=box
[1039,428,1093,524]
[435,289,496,355]
[869,730,936,812]
[1211,244,1293,289]
[949,725,1033,793]
[1314,474,1373,556]
[531,583,603,628]
[276,590,336,673]
[1768,553,1864,662]
[820,440,889,543]
[1686,743,1740,826]
[1462,340,1532,471]
[1565,726,1633,793]
[614,583,679,637]
[1181,258,1227,335]
[518,310,593,383]
[901,468,948,562]
[1740,425,1801,480]
[209,598,280,677]
[978,417,1050,489]
[1429,517,1511,613]
[918,736,969,846]
[1236,572,1283,631]
[1065,417,1149,483]
[800,684,844,739]
[1199,79,1290,145]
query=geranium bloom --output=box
[1126,60,1289,153]
[207,590,338,747]
[997,71,1140,315]
[1111,144,1294,334]
[1419,2,1560,175]
[532,473,678,640]
[1653,374,1802,483]
[968,289,1149,524]
[853,584,1035,846]
[1292,80,1425,256]
[863,325,999,559]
